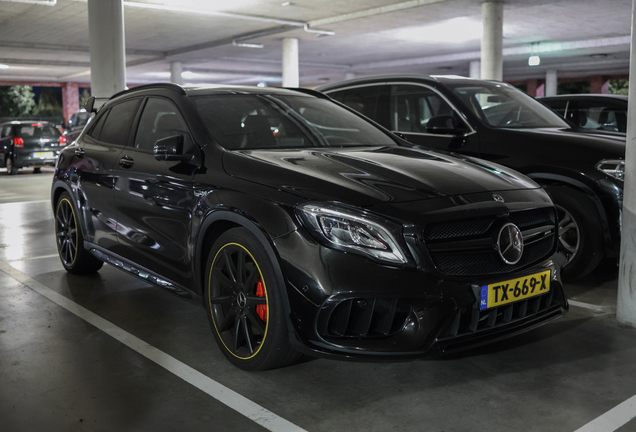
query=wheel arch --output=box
[51,181,75,215]
[528,172,612,246]
[195,209,297,344]
[195,210,287,296]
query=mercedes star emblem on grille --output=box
[497,223,524,265]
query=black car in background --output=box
[1,120,67,174]
[51,83,567,370]
[317,76,625,279]
[539,94,628,135]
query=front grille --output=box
[317,297,411,338]
[439,289,558,340]
[424,208,557,277]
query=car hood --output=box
[502,127,625,155]
[222,146,540,207]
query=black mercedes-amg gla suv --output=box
[51,83,567,370]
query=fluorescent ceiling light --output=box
[0,64,9,69]
[528,55,541,66]
[392,17,482,44]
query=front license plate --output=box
[33,151,54,159]
[479,270,551,310]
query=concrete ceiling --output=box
[0,0,630,88]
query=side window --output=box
[577,100,627,132]
[328,86,380,120]
[389,85,458,132]
[134,98,193,152]
[98,98,142,145]
[1,125,12,137]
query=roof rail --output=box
[109,83,186,101]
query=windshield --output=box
[447,83,570,129]
[193,94,398,150]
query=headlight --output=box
[296,202,409,265]
[596,159,624,181]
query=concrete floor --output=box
[1,167,636,432]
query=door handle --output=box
[119,156,134,168]
[74,147,85,157]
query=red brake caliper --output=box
[255,277,268,322]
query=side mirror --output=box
[154,135,192,162]
[426,115,460,134]
[84,96,96,113]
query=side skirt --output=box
[86,242,202,303]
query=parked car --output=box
[317,76,625,279]
[63,109,92,144]
[1,120,67,175]
[539,94,627,134]
[51,83,567,370]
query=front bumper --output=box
[277,229,567,361]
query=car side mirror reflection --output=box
[153,135,192,162]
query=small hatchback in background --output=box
[0,120,67,174]
[539,94,628,134]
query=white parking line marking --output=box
[0,261,308,432]
[568,299,615,314]
[0,199,50,204]
[573,394,636,432]
[10,254,60,261]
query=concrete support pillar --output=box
[171,61,183,85]
[545,69,558,96]
[62,82,79,126]
[87,0,126,99]
[480,2,503,81]
[617,0,636,327]
[282,37,299,88]
[469,60,481,79]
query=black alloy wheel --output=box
[205,228,300,370]
[55,193,103,274]
[545,186,604,280]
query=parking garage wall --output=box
[510,74,629,96]
[0,81,82,126]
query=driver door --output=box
[111,96,199,288]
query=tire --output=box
[6,157,18,175]
[54,192,104,274]
[545,186,604,280]
[204,228,300,370]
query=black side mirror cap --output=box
[153,135,192,162]
[84,96,96,113]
